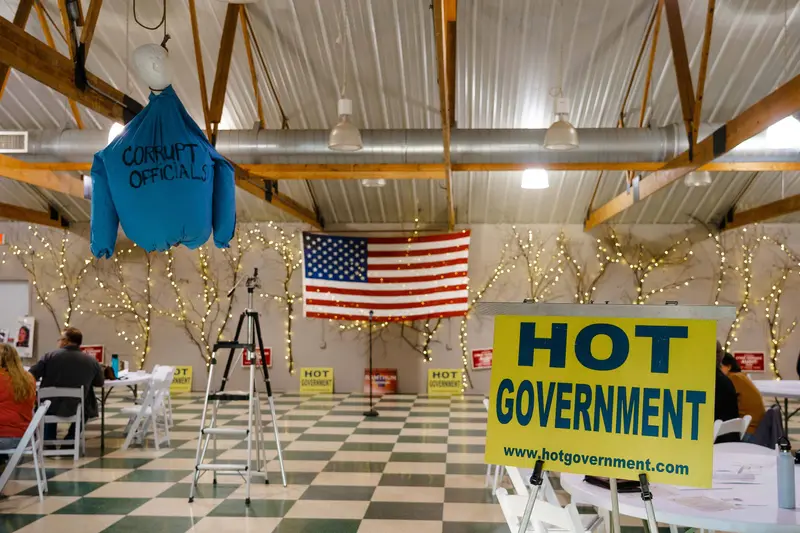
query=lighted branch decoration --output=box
[720,233,759,351]
[252,223,303,375]
[88,247,156,369]
[5,226,92,331]
[612,229,695,304]
[513,227,564,302]
[164,231,250,367]
[561,234,615,304]
[760,268,797,380]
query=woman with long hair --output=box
[0,343,36,451]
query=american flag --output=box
[302,230,471,321]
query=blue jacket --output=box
[90,85,236,258]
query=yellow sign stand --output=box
[170,366,193,394]
[427,369,462,396]
[484,311,719,489]
[299,367,334,394]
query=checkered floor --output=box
[1,391,798,533]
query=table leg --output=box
[785,398,790,437]
[100,391,106,454]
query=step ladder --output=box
[189,270,287,504]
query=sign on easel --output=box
[299,367,333,394]
[483,306,721,488]
[170,366,193,394]
[427,369,462,396]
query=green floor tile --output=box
[300,485,375,500]
[9,467,70,480]
[21,481,105,497]
[444,488,496,503]
[379,473,445,487]
[339,442,394,452]
[118,469,191,482]
[296,433,348,442]
[161,449,220,459]
[397,435,449,444]
[280,414,322,420]
[365,501,443,520]
[315,421,360,428]
[352,428,401,435]
[282,450,337,461]
[446,463,487,475]
[403,422,449,429]
[390,452,447,463]
[233,440,279,449]
[448,444,484,454]
[157,483,239,499]
[56,497,149,515]
[208,499,294,518]
[323,461,385,473]
[268,471,318,485]
[408,411,450,417]
[448,429,485,437]
[273,518,360,533]
[82,458,154,469]
[100,516,198,533]
[0,514,45,531]
[442,523,509,533]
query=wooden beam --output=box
[79,0,103,59]
[693,0,715,142]
[619,4,657,127]
[445,0,457,129]
[585,72,800,230]
[240,8,265,130]
[0,201,68,229]
[0,0,35,100]
[187,0,212,139]
[34,2,84,129]
[208,4,241,127]
[0,155,84,197]
[432,0,455,230]
[0,15,141,123]
[721,193,800,231]
[235,172,322,229]
[10,160,800,177]
[663,0,695,139]
[640,0,662,128]
[57,0,77,59]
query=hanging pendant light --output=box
[329,98,363,152]
[544,97,579,151]
[521,169,549,189]
[684,171,712,187]
[361,178,386,188]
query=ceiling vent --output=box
[0,131,28,153]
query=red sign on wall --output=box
[364,368,398,395]
[733,351,765,372]
[83,345,105,364]
[242,348,272,368]
[471,348,493,370]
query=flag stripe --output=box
[305,290,468,305]
[368,257,468,271]
[368,244,469,258]
[366,270,468,283]
[303,276,469,291]
[306,308,469,321]
[305,297,468,310]
[367,231,470,245]
[367,250,468,265]
[368,236,470,252]
[304,284,468,297]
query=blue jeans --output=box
[0,437,21,451]
[742,432,756,444]
[44,423,76,443]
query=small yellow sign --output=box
[485,315,716,488]
[170,366,193,394]
[299,367,334,394]
[427,369,462,396]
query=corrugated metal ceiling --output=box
[0,0,799,227]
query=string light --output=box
[724,236,757,350]
[760,268,796,380]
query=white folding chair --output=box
[496,487,586,533]
[0,401,50,501]
[482,398,506,490]
[120,368,172,450]
[713,415,752,441]
[155,365,176,428]
[37,387,85,461]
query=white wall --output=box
[2,221,799,394]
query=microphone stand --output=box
[363,310,379,417]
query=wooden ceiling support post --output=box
[240,8,265,130]
[639,0,662,128]
[585,72,800,230]
[663,0,695,143]
[0,0,35,100]
[433,0,456,230]
[721,194,800,231]
[0,201,69,229]
[79,0,103,60]
[208,3,241,144]
[187,0,212,139]
[693,0,715,141]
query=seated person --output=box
[0,344,36,459]
[721,353,765,441]
[714,341,740,443]
[29,327,104,444]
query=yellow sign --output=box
[427,369,462,396]
[170,366,193,394]
[484,315,716,488]
[299,367,334,394]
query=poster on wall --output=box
[170,366,193,394]
[83,345,105,364]
[14,317,34,359]
[733,351,765,372]
[363,368,397,395]
[241,348,272,368]
[471,348,493,370]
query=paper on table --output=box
[712,472,759,484]
[670,496,737,512]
